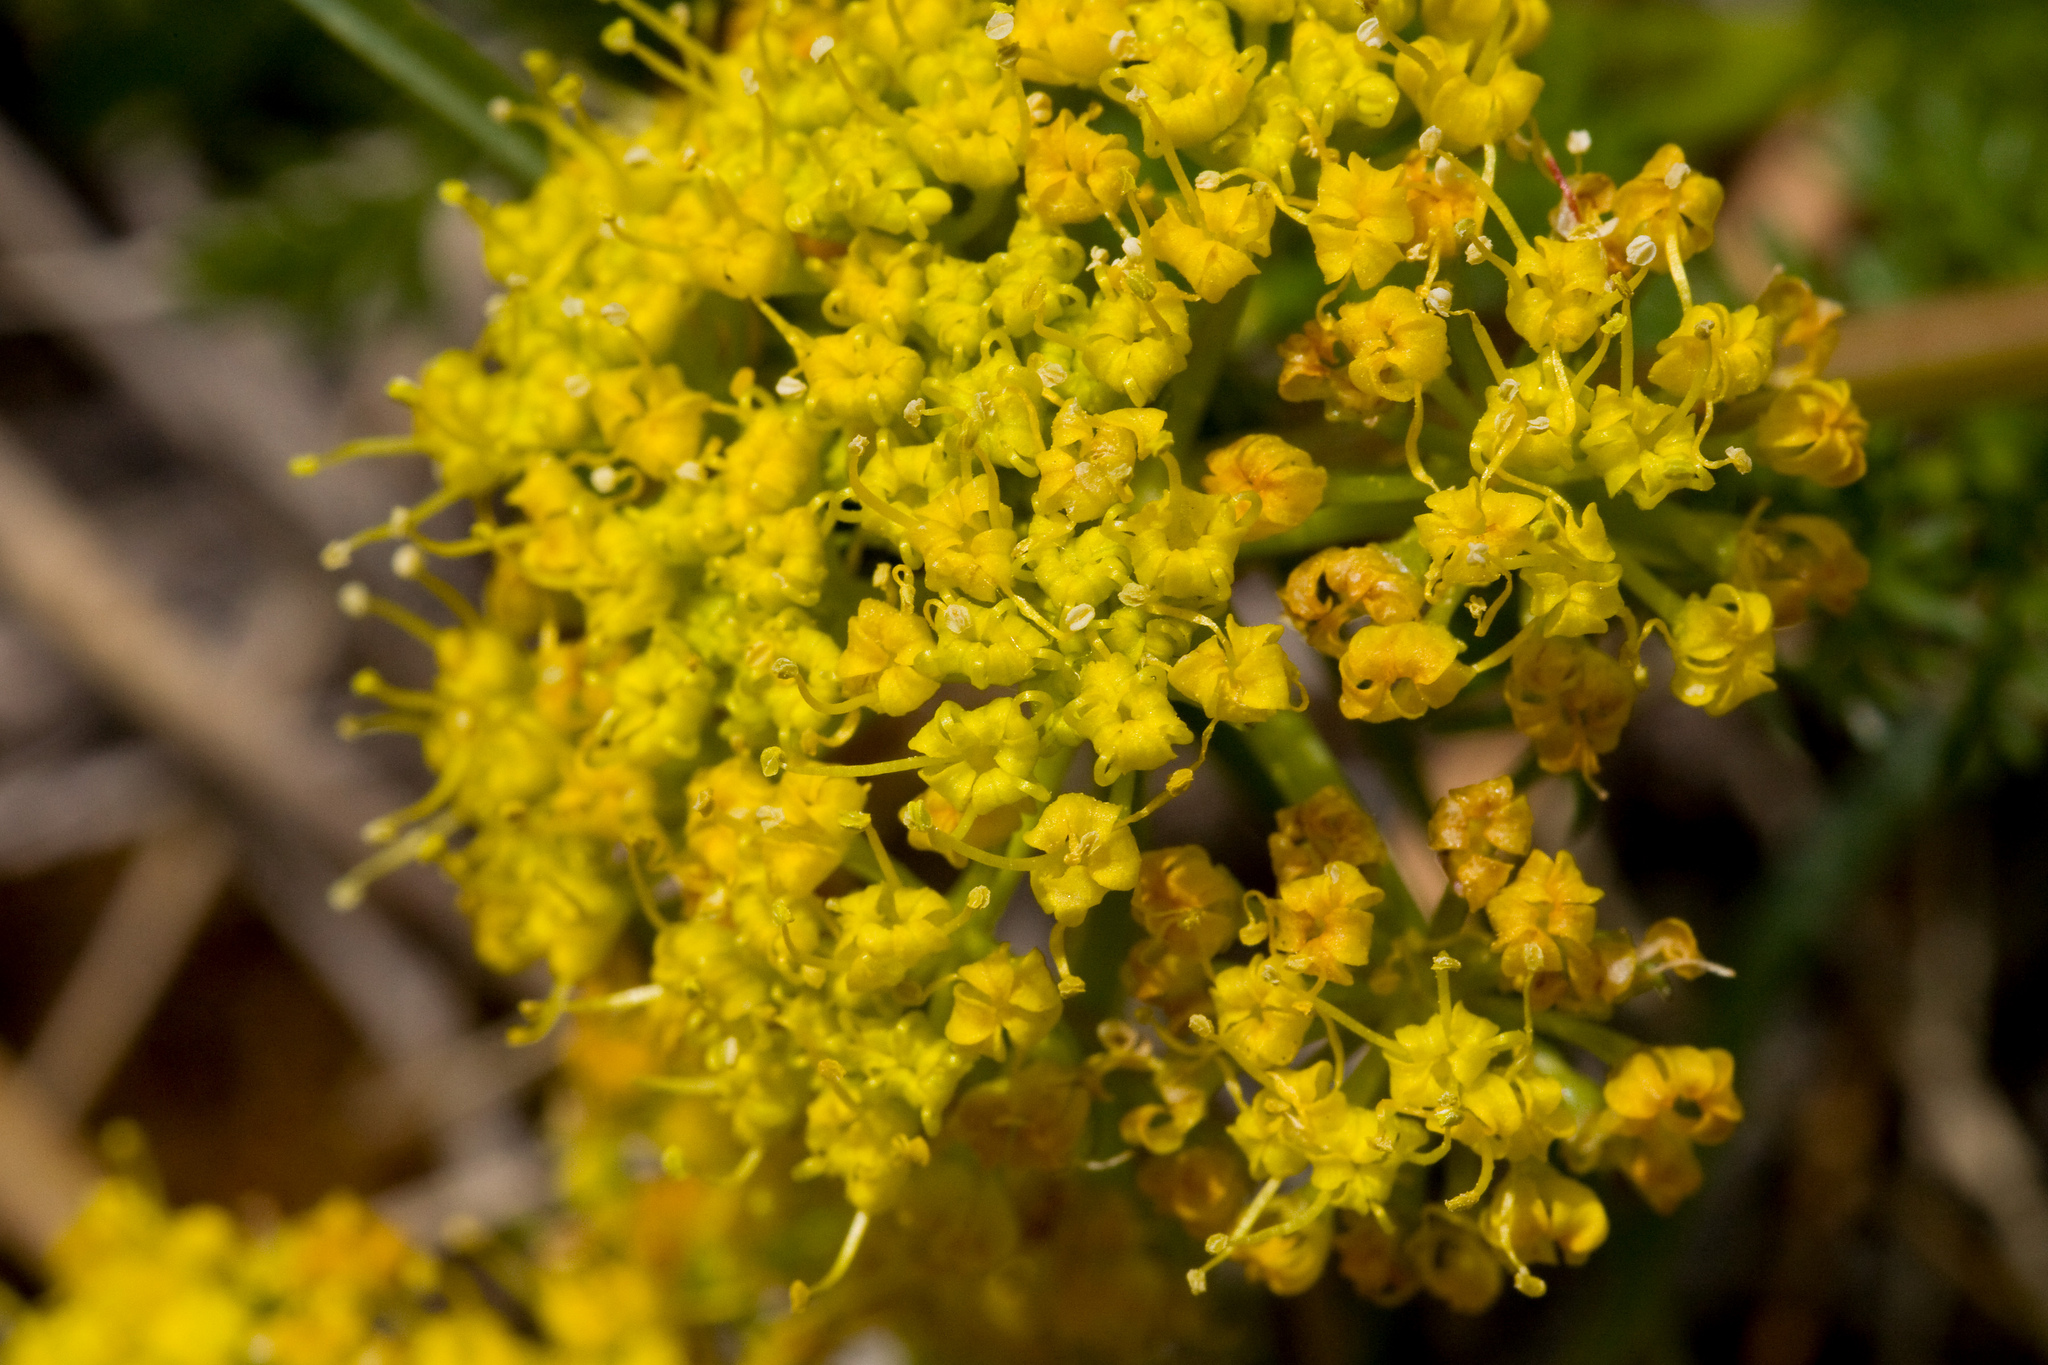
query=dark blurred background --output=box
[0,1,2044,1362]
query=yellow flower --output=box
[1504,235,1616,353]
[1338,621,1476,722]
[1731,513,1870,627]
[1026,109,1142,222]
[1503,634,1637,780]
[1759,377,1869,487]
[1272,860,1381,984]
[947,946,1064,1059]
[1484,849,1603,1006]
[1307,154,1415,290]
[1604,1046,1743,1144]
[1167,617,1302,723]
[1269,784,1388,883]
[1667,583,1776,716]
[1334,285,1450,404]
[1202,433,1327,540]
[1212,955,1316,1070]
[1426,775,1531,910]
[1415,479,1547,593]
[1580,384,1712,509]
[1479,1160,1609,1285]
[1022,792,1143,923]
[1646,302,1777,405]
[1391,37,1543,154]
[1281,544,1426,657]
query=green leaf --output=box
[283,0,548,185]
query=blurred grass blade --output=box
[1834,281,2048,417]
[285,0,548,185]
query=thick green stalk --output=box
[286,0,548,184]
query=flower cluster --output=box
[7,0,1869,1355]
[1113,776,1741,1309]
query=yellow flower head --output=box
[1338,621,1476,722]
[1426,775,1532,909]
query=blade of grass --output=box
[285,0,548,185]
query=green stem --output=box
[1162,277,1256,461]
[1242,712,1428,934]
[1427,374,1482,431]
[285,0,548,184]
[1238,502,1423,559]
[1425,586,1470,627]
[1323,472,1433,505]
[1615,546,1687,622]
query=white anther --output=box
[1498,378,1520,402]
[391,544,423,578]
[338,582,371,617]
[1419,126,1443,156]
[1426,286,1453,315]
[564,373,592,398]
[600,301,630,326]
[943,603,971,634]
[756,805,787,830]
[809,35,834,61]
[591,465,620,493]
[985,11,1014,40]
[1118,581,1149,607]
[1195,170,1223,191]
[1525,415,1550,433]
[903,397,925,425]
[1464,242,1485,265]
[1038,362,1068,387]
[1664,160,1689,189]
[723,1036,741,1066]
[1566,129,1591,156]
[1027,91,1054,123]
[1109,28,1138,58]
[1063,603,1097,631]
[540,665,565,685]
[848,434,870,456]
[1724,445,1751,472]
[487,97,513,123]
[1465,543,1489,565]
[597,220,616,239]
[1355,16,1382,45]
[561,295,586,318]
[1626,234,1656,266]
[740,66,759,94]
[1121,235,1143,256]
[388,506,410,533]
[676,460,706,482]
[623,145,655,166]
[775,373,808,397]
[320,541,352,570]
[1432,154,1454,184]
[1125,85,1146,103]
[1090,245,1110,266]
